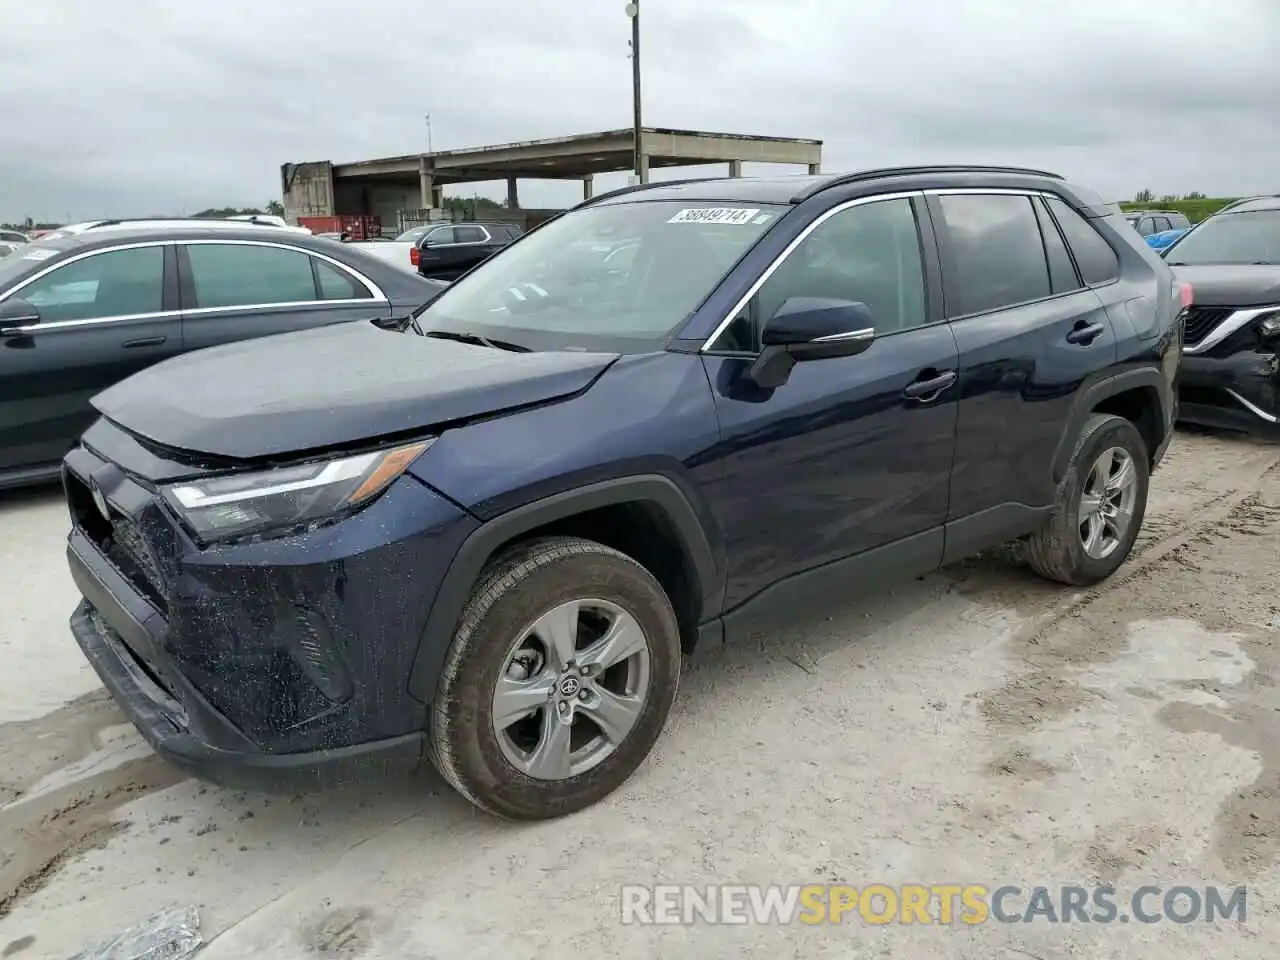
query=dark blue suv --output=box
[62,166,1182,819]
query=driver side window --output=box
[712,198,927,352]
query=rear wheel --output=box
[428,536,681,820]
[1025,413,1150,586]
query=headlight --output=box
[1257,313,1280,340]
[164,440,433,542]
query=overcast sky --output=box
[1,0,1277,222]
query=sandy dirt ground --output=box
[1,428,1278,959]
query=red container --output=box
[298,215,382,239]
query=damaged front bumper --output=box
[62,434,479,793]
[1178,350,1280,433]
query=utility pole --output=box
[424,114,434,154]
[625,2,644,183]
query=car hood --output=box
[1170,264,1280,307]
[92,321,618,459]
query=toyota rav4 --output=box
[63,166,1182,819]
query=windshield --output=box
[1165,210,1280,265]
[394,226,430,242]
[416,200,783,351]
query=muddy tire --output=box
[1025,413,1150,586]
[427,536,681,820]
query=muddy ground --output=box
[1,428,1278,958]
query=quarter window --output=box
[454,225,488,243]
[938,194,1051,315]
[1045,198,1121,285]
[1033,198,1081,294]
[17,246,165,322]
[315,259,369,300]
[424,227,456,246]
[186,244,317,308]
[714,197,927,352]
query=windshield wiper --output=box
[424,329,531,352]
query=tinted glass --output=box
[454,225,487,243]
[187,243,316,308]
[1033,198,1080,294]
[1163,210,1280,265]
[939,194,1050,315]
[716,198,926,351]
[1153,216,1171,232]
[419,200,782,351]
[1046,198,1121,284]
[424,226,456,246]
[394,226,430,242]
[315,258,369,300]
[15,246,165,322]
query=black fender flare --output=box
[407,474,721,702]
[1051,368,1171,483]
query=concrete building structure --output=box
[281,126,823,233]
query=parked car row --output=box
[340,220,523,280]
[42,164,1190,821]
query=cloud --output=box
[0,0,1276,222]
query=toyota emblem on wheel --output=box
[558,676,581,698]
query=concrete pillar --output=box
[728,159,743,178]
[807,163,821,175]
[583,176,595,201]
[418,157,434,209]
[638,153,650,184]
[506,177,520,210]
[431,185,444,209]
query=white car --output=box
[339,225,435,274]
[227,214,311,233]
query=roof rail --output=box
[573,177,730,209]
[791,164,1065,202]
[83,217,282,231]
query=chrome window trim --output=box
[1226,389,1279,423]
[922,188,1055,198]
[700,190,922,352]
[176,238,388,301]
[0,239,171,302]
[1182,305,1279,355]
[0,238,388,335]
[6,311,180,335]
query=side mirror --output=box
[0,298,40,335]
[749,297,875,388]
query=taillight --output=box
[410,246,420,267]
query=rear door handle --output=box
[1065,322,1106,345]
[903,370,957,401]
[122,336,166,348]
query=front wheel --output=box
[1024,413,1150,586]
[428,536,682,820]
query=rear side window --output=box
[1046,198,1120,285]
[424,226,456,246]
[1032,199,1080,294]
[1153,216,1171,233]
[187,243,317,308]
[938,194,1051,315]
[454,225,488,243]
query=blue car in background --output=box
[1147,227,1190,252]
[1125,210,1191,251]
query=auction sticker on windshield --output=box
[668,207,761,225]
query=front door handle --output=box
[903,370,957,401]
[1066,321,1106,345]
[122,336,166,348]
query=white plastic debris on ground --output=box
[67,906,202,960]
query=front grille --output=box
[109,517,165,604]
[64,469,168,611]
[1182,306,1234,347]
